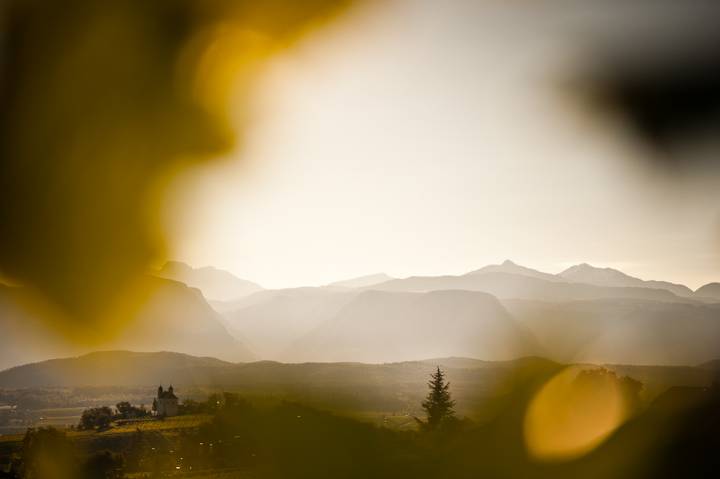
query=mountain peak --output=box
[695,282,720,299]
[559,263,692,297]
[467,260,562,282]
[566,262,604,272]
[160,260,193,274]
[560,263,634,281]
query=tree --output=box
[421,367,456,430]
[79,407,113,430]
[115,401,148,419]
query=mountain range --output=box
[367,271,681,302]
[284,289,538,363]
[211,260,720,366]
[368,260,710,300]
[558,263,694,297]
[1,260,718,370]
[155,259,719,302]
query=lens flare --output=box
[524,366,631,461]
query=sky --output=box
[165,0,720,290]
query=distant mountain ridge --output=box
[558,263,693,297]
[224,287,537,363]
[154,261,263,302]
[0,351,233,388]
[210,261,718,366]
[329,273,394,289]
[155,259,706,301]
[2,260,716,372]
[467,260,563,282]
[368,271,682,302]
[695,282,720,300]
[284,289,539,363]
[0,350,551,389]
[363,260,704,301]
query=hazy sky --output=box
[166,0,720,290]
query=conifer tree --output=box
[421,366,455,429]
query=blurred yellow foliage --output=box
[0,0,352,336]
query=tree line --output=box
[77,402,150,431]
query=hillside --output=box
[695,282,720,300]
[503,298,720,365]
[0,277,253,370]
[106,276,253,362]
[0,351,553,392]
[284,289,539,363]
[0,353,564,421]
[0,351,233,388]
[224,288,359,358]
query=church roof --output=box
[157,385,178,400]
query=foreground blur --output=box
[1,1,719,476]
[0,0,351,331]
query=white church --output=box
[153,385,179,417]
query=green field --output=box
[103,414,212,434]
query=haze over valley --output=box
[2,1,720,477]
[2,259,719,371]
